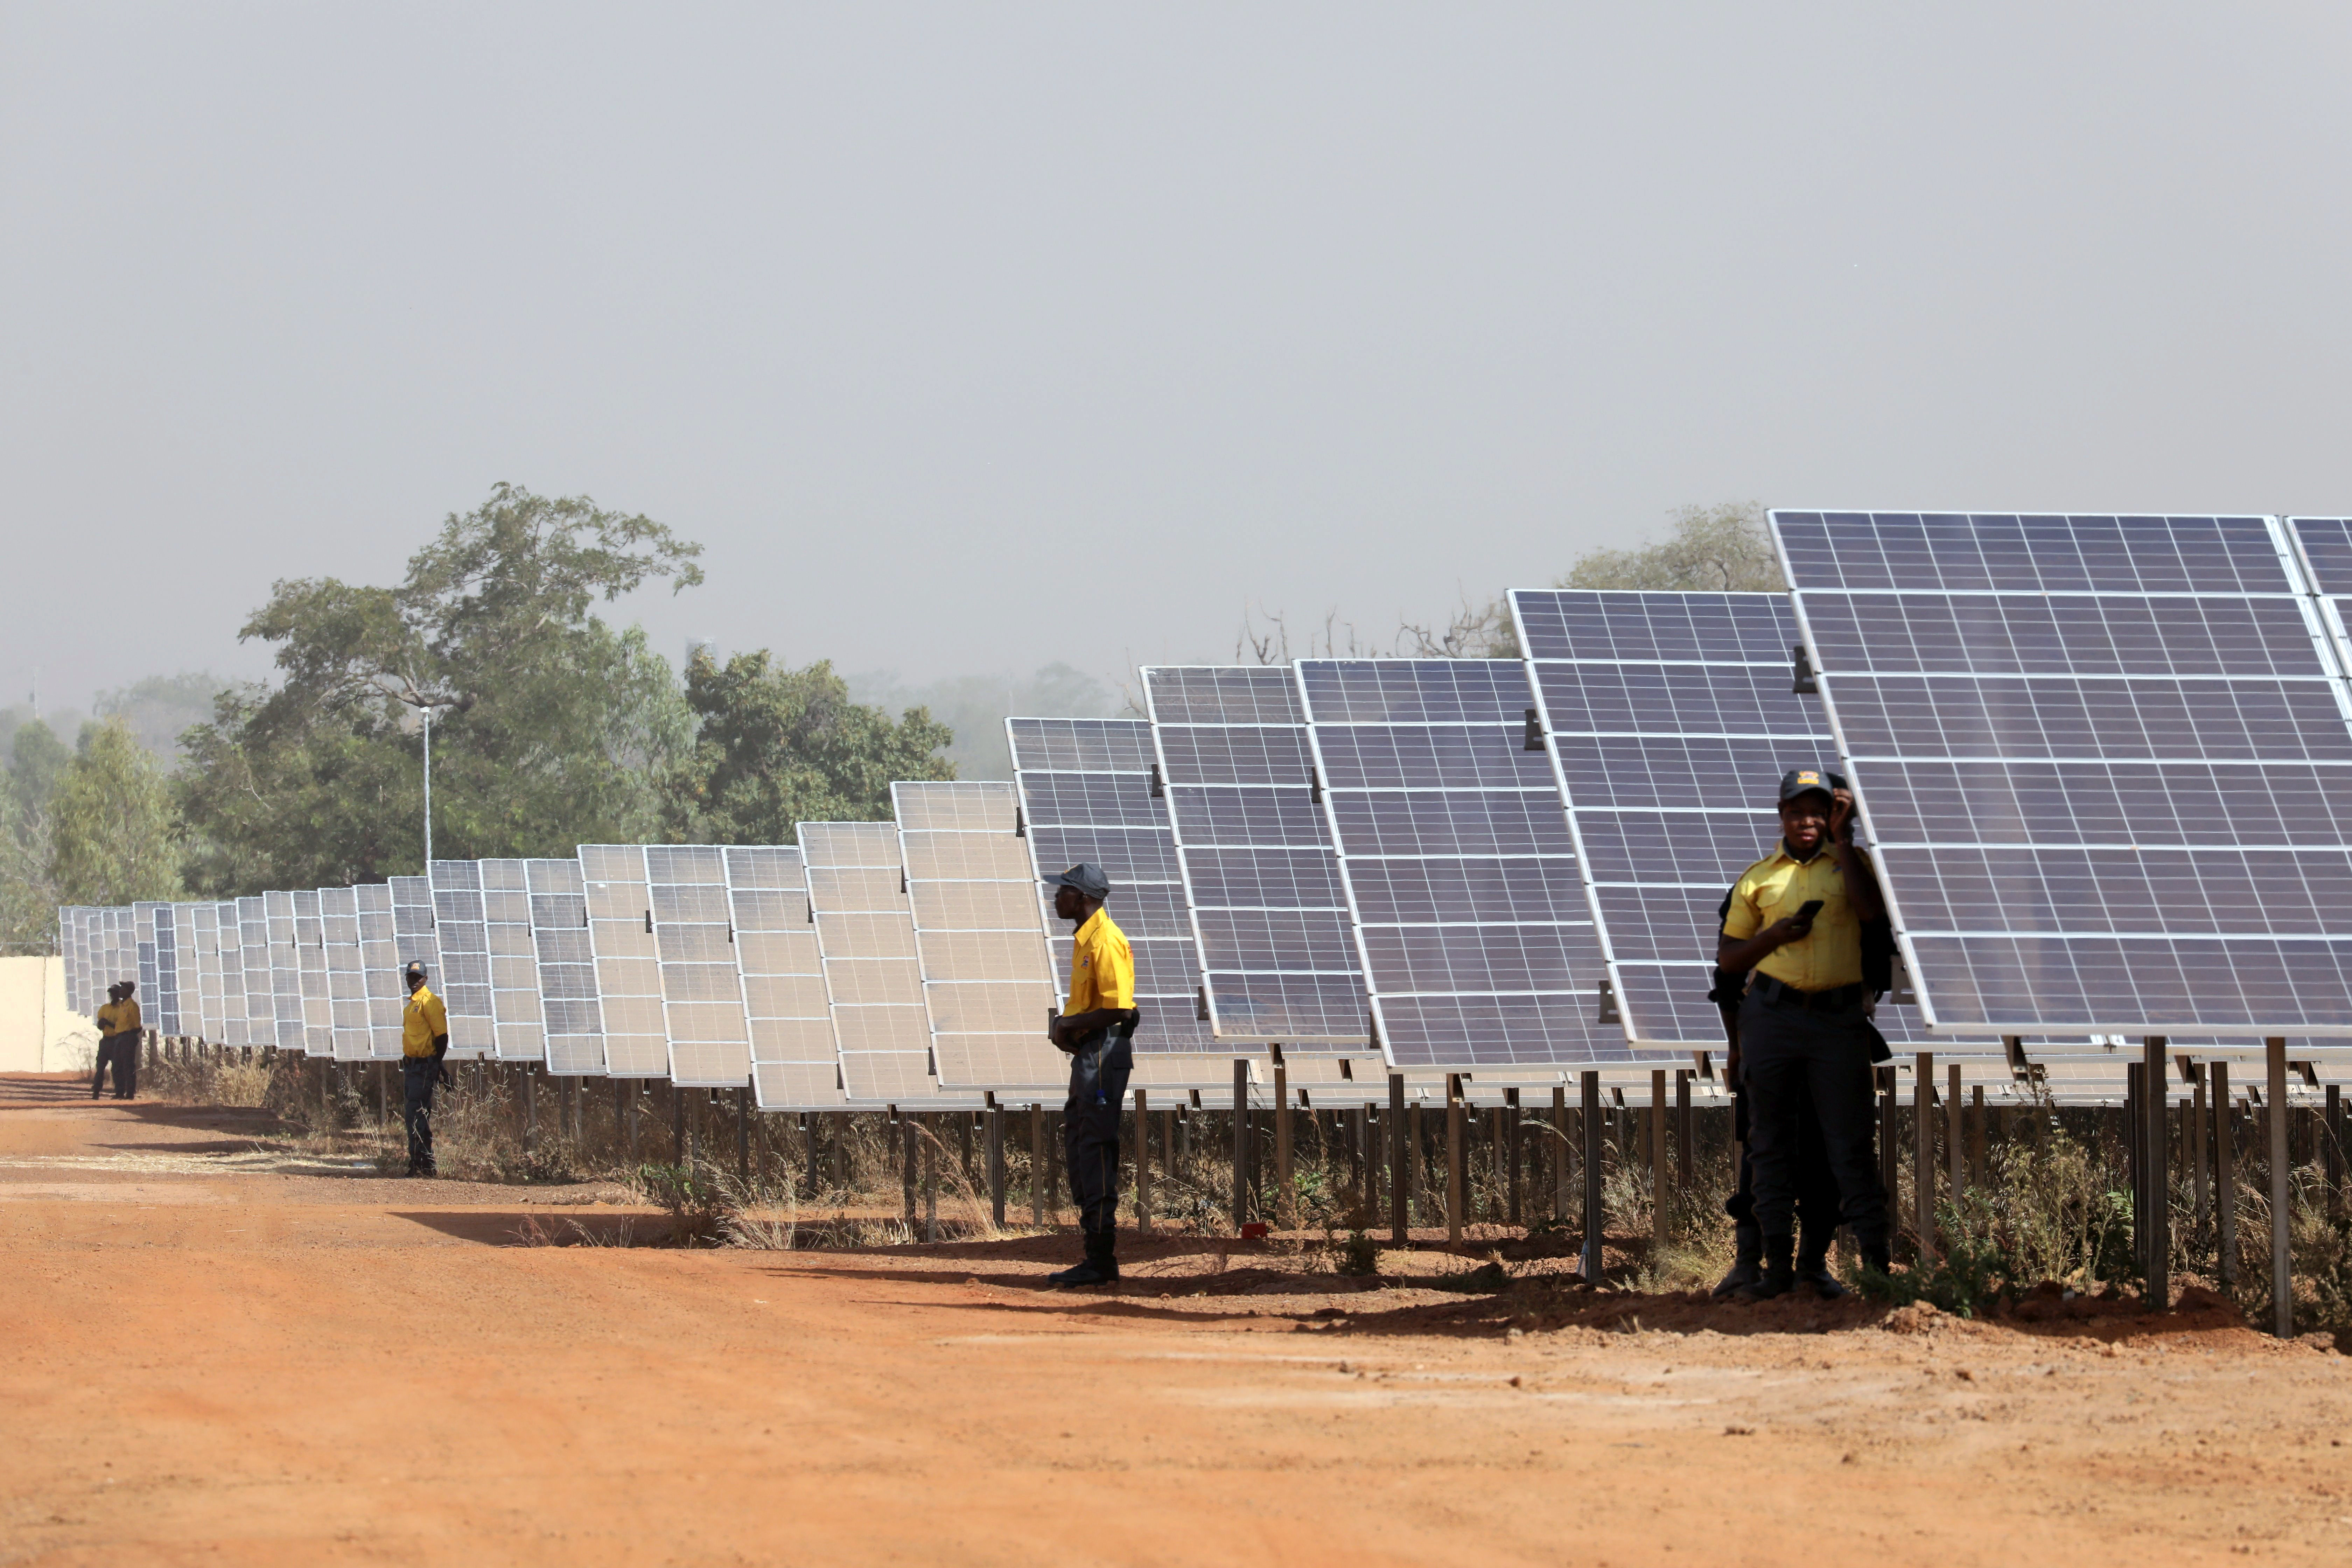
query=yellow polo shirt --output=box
[1722,844,1865,992]
[97,999,140,1036]
[402,984,449,1057]
[1064,909,1134,1015]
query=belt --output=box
[1752,975,1865,1012]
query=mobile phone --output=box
[1794,899,1825,924]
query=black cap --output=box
[404,961,427,980]
[1778,768,1836,804]
[1043,863,1111,899]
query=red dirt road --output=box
[4,1074,2351,1566]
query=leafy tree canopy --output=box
[666,652,955,842]
[178,484,701,893]
[50,718,182,906]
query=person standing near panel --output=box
[401,961,451,1177]
[1717,769,1892,1299]
[1042,863,1138,1288]
[93,981,140,1100]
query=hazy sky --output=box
[7,4,2352,712]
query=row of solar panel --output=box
[64,514,2352,1106]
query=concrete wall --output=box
[0,956,95,1073]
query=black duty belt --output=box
[1752,975,1865,1012]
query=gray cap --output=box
[404,961,427,980]
[1043,863,1111,899]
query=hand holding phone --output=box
[1789,898,1825,934]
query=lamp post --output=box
[399,692,462,868]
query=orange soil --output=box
[3,1072,2350,1566]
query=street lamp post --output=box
[401,693,462,869]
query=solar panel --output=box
[263,891,304,1052]
[527,857,602,1075]
[726,845,843,1110]
[1142,666,1369,1046]
[356,883,405,1059]
[800,820,941,1104]
[320,887,371,1060]
[291,889,333,1055]
[481,859,546,1062]
[644,844,753,1087]
[1009,718,1222,1066]
[581,845,668,1079]
[134,902,162,1028]
[188,903,222,1041]
[894,781,1064,1094]
[235,896,271,1043]
[388,875,440,1056]
[1297,658,1643,1070]
[1779,510,2352,1035]
[427,861,498,1058]
[156,904,189,1036]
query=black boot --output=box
[1859,1238,1892,1280]
[1796,1224,1846,1300]
[1735,1233,1795,1302]
[1049,1230,1119,1288]
[1712,1220,1763,1301]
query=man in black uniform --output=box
[1718,770,1893,1300]
[1040,863,1138,1288]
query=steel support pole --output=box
[1445,1074,1465,1244]
[2268,1037,2292,1337]
[1387,1073,1407,1245]
[2143,1037,2168,1311]
[1914,1052,1935,1263]
[2213,1062,2236,1286]
[1579,1070,1603,1283]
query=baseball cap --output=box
[404,961,427,981]
[1043,863,1112,899]
[1778,768,1836,804]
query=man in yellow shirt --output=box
[1041,863,1137,1288]
[92,982,142,1100]
[1717,769,1893,1300]
[400,961,451,1177]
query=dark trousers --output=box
[1062,1024,1134,1239]
[1738,990,1887,1248]
[1727,1090,1843,1259]
[93,1035,136,1099]
[402,1058,438,1171]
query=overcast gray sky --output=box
[7,4,2352,712]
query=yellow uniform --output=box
[402,984,449,1058]
[1063,909,1134,1015]
[1722,846,1865,992]
[96,998,140,1036]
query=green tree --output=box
[176,484,701,893]
[49,717,183,906]
[1559,501,1783,593]
[7,717,72,818]
[847,661,1112,780]
[666,652,955,842]
[93,672,227,758]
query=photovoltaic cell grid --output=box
[1143,666,1369,1046]
[647,845,752,1087]
[1512,589,1972,1052]
[727,845,842,1110]
[1779,511,2352,1035]
[238,896,272,1045]
[428,861,498,1057]
[895,781,1063,1094]
[1008,718,1220,1058]
[190,903,222,1042]
[801,820,940,1105]
[528,857,602,1075]
[481,860,546,1063]
[290,890,333,1055]
[321,887,371,1060]
[582,845,668,1078]
[357,883,405,1059]
[217,900,251,1048]
[1296,659,1643,1070]
[2291,517,2352,683]
[134,902,161,1032]
[265,891,303,1053]
[389,875,440,1056]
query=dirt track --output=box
[4,1073,2350,1566]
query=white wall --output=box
[0,956,94,1073]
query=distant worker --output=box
[401,961,451,1178]
[1041,863,1138,1288]
[92,981,141,1100]
[1717,769,1893,1300]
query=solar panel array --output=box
[896,781,1064,1094]
[802,820,941,1104]
[321,886,372,1060]
[528,856,601,1074]
[1143,666,1369,1047]
[1297,658,1638,1070]
[728,845,841,1110]
[1780,511,2352,1036]
[647,845,754,1087]
[1009,718,1219,1060]
[357,882,405,1059]
[480,860,545,1062]
[428,861,498,1057]
[582,845,668,1078]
